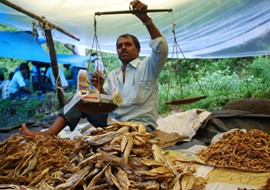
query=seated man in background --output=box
[43,66,68,92]
[8,63,33,100]
[0,72,14,99]
[0,72,4,98]
[19,0,168,137]
[63,64,74,89]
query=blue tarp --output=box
[0,31,90,65]
[0,31,51,62]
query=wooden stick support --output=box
[44,28,66,108]
[1,0,80,41]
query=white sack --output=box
[157,109,211,141]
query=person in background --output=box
[90,53,106,74]
[0,72,14,99]
[0,73,4,86]
[0,67,8,86]
[8,63,33,99]
[14,61,30,78]
[63,64,74,88]
[64,44,92,87]
[43,66,68,92]
[31,65,40,92]
[19,0,168,137]
[0,73,4,98]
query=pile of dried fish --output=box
[0,133,87,188]
[197,129,270,172]
[0,119,206,189]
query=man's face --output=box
[21,68,27,74]
[117,36,140,65]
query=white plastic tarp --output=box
[0,0,270,58]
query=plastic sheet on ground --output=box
[169,145,270,190]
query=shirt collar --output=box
[121,58,140,70]
[130,58,140,68]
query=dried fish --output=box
[0,184,34,190]
[86,183,109,190]
[120,134,128,153]
[29,167,51,186]
[115,167,130,190]
[123,134,134,165]
[21,151,39,176]
[104,165,114,186]
[0,119,206,190]
[85,131,121,146]
[36,181,54,190]
[138,157,164,167]
[197,129,270,172]
[132,180,159,190]
[9,144,36,177]
[87,164,108,188]
[54,165,91,190]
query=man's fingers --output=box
[138,4,147,11]
[130,0,139,8]
[130,0,147,11]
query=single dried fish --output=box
[55,166,91,190]
[115,166,130,190]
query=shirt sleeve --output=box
[147,36,169,77]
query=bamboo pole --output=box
[44,28,66,108]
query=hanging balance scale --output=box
[165,18,207,105]
[76,7,173,114]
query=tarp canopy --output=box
[0,31,50,62]
[0,30,90,65]
[0,0,270,58]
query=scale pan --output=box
[75,102,118,114]
[165,95,207,105]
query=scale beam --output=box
[95,9,172,16]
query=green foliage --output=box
[0,24,19,31]
[249,56,270,85]
[0,95,53,128]
[99,52,121,72]
[0,58,23,78]
[158,56,270,115]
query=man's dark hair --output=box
[0,73,4,81]
[116,34,140,49]
[19,63,29,70]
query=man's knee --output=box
[85,113,108,127]
[59,106,82,131]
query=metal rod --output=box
[1,0,80,41]
[95,9,173,16]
